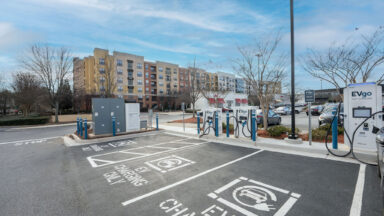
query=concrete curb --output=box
[163,128,377,164]
[63,130,162,147]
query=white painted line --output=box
[248,179,290,194]
[147,146,176,150]
[119,151,150,156]
[167,162,193,172]
[121,150,264,206]
[145,162,163,172]
[349,164,366,216]
[87,158,114,167]
[216,197,257,216]
[172,155,195,163]
[291,193,301,199]
[208,193,218,199]
[214,179,242,194]
[0,136,62,145]
[274,197,299,216]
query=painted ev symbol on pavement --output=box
[145,155,195,173]
[208,176,301,216]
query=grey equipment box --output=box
[92,98,126,135]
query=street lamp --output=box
[288,0,297,139]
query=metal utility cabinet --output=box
[125,103,140,132]
[92,98,126,135]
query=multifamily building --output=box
[73,48,247,110]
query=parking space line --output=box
[121,149,264,206]
[87,141,209,168]
[147,146,176,150]
[214,179,242,194]
[274,196,300,216]
[0,136,61,145]
[119,151,150,156]
[349,164,366,216]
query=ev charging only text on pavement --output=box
[159,176,301,216]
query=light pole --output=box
[255,53,262,83]
[288,0,297,139]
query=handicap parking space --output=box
[66,132,381,216]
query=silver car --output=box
[256,109,281,125]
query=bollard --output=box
[84,118,88,139]
[226,111,229,137]
[76,117,79,135]
[332,111,338,149]
[215,112,219,137]
[156,113,159,131]
[197,112,200,135]
[112,116,116,136]
[251,110,256,141]
[80,118,83,137]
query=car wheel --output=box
[319,121,322,126]
[306,112,308,116]
[277,118,281,125]
[378,155,382,178]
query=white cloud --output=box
[0,22,40,52]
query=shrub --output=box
[318,124,344,135]
[222,122,234,133]
[185,109,201,114]
[266,125,289,137]
[312,128,331,141]
[0,116,50,126]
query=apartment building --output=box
[73,48,249,110]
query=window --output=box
[118,86,123,92]
[117,68,123,75]
[145,72,149,78]
[117,78,123,83]
[99,68,105,74]
[159,89,164,94]
[159,67,163,72]
[99,58,105,65]
[128,88,133,93]
[117,59,122,66]
[99,86,105,91]
[159,74,163,79]
[138,88,142,93]
[166,68,171,74]
[173,84,177,88]
[150,66,156,72]
[99,76,105,82]
[145,80,149,84]
[146,87,149,92]
[173,77,177,81]
[159,81,164,86]
[137,71,143,77]
[137,63,142,69]
[145,64,149,70]
[138,79,143,85]
[173,68,177,74]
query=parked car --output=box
[274,107,290,115]
[256,109,281,125]
[318,104,344,126]
[306,105,323,116]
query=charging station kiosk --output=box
[202,108,222,136]
[232,106,258,138]
[344,82,383,152]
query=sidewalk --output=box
[159,123,377,164]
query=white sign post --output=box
[305,90,315,146]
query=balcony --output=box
[128,86,134,89]
[150,75,156,79]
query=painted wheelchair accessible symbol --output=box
[145,155,195,173]
[208,176,301,216]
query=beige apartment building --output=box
[73,48,249,111]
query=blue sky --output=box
[0,0,383,91]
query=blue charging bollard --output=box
[226,111,229,137]
[84,118,88,139]
[80,118,83,137]
[197,112,200,135]
[112,116,116,136]
[215,112,219,137]
[252,110,256,141]
[156,113,159,131]
[77,117,79,134]
[332,111,338,149]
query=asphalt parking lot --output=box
[0,131,382,216]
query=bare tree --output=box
[185,58,203,117]
[94,53,116,98]
[234,32,286,129]
[20,44,72,122]
[12,72,42,116]
[303,28,384,93]
[0,75,11,116]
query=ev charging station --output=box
[232,106,258,138]
[201,108,222,137]
[343,82,383,152]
